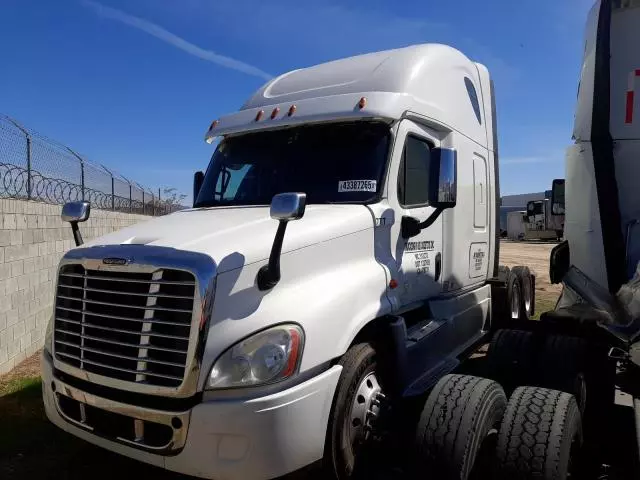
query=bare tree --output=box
[162,187,187,208]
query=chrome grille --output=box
[54,264,196,387]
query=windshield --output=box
[194,121,390,207]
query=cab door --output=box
[386,120,444,307]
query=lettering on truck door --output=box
[386,122,444,306]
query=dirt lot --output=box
[499,239,561,316]
[0,240,562,479]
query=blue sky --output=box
[0,0,594,203]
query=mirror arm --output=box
[71,222,83,247]
[257,221,288,290]
[418,207,444,231]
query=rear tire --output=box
[486,329,536,393]
[537,335,588,415]
[494,386,583,480]
[414,374,507,480]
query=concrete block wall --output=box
[0,199,149,374]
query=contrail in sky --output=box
[82,0,273,81]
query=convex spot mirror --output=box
[257,192,307,291]
[61,201,90,223]
[193,171,204,206]
[270,192,307,221]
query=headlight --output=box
[207,324,304,389]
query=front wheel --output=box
[324,343,387,479]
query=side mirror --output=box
[551,178,565,215]
[400,148,457,239]
[270,192,306,221]
[61,201,90,223]
[61,201,90,246]
[550,240,570,284]
[193,171,204,206]
[257,193,307,290]
[428,147,457,209]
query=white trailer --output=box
[506,210,526,240]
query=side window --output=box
[398,135,432,207]
[464,77,482,125]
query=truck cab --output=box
[524,195,564,241]
[41,44,506,480]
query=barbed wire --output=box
[0,115,186,216]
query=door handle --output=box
[435,252,442,282]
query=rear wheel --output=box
[507,272,522,321]
[494,386,583,480]
[324,343,387,479]
[414,374,507,480]
[537,335,588,415]
[512,266,534,320]
[486,329,537,393]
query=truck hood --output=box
[83,205,374,273]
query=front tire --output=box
[324,343,386,479]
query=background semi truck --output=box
[41,43,536,479]
[523,191,564,241]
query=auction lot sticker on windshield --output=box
[338,180,377,192]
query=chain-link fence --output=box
[0,115,185,216]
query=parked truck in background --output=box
[522,184,565,241]
[41,43,539,479]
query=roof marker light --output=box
[255,110,264,121]
[358,97,367,109]
[209,120,219,130]
[288,105,297,116]
[270,107,280,119]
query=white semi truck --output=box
[523,194,564,241]
[41,44,535,479]
[41,1,640,477]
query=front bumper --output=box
[42,352,342,480]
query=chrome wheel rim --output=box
[348,372,384,446]
[522,278,532,314]
[511,284,521,319]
